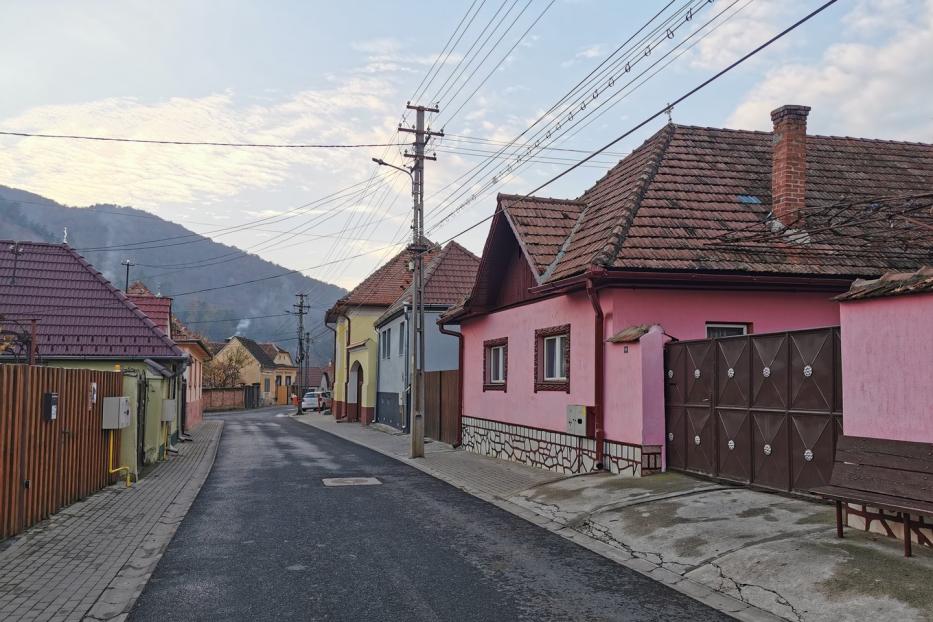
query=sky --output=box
[1,0,931,291]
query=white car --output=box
[300,390,330,413]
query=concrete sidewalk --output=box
[298,413,933,622]
[0,421,223,622]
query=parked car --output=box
[300,390,332,413]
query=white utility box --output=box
[102,396,131,429]
[161,399,177,423]
[566,404,594,437]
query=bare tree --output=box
[204,346,250,388]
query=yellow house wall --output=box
[332,308,384,410]
[49,359,182,475]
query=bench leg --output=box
[835,500,844,538]
[904,513,912,557]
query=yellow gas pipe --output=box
[108,430,132,487]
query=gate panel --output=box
[685,342,714,405]
[789,329,834,413]
[716,337,750,408]
[666,406,686,470]
[685,406,715,474]
[717,408,750,482]
[790,413,835,491]
[752,411,789,490]
[665,343,686,406]
[751,333,788,410]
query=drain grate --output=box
[322,477,382,487]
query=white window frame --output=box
[705,323,748,339]
[543,334,568,381]
[488,345,506,384]
[398,321,406,356]
[381,328,392,359]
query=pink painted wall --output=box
[462,285,842,449]
[461,292,595,432]
[840,294,933,443]
[605,288,840,340]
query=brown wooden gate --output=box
[1,365,123,540]
[664,327,842,494]
[424,370,460,446]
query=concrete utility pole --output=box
[121,259,134,292]
[293,293,306,407]
[400,103,442,459]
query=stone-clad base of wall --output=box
[462,416,660,477]
[845,503,933,550]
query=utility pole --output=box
[399,103,442,458]
[293,293,306,408]
[121,259,134,292]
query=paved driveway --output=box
[129,408,729,621]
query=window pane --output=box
[557,335,567,378]
[707,324,747,339]
[544,337,556,379]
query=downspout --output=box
[437,321,464,447]
[585,273,606,470]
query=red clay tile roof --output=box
[227,336,277,368]
[126,281,172,335]
[326,245,440,320]
[499,123,933,283]
[836,266,933,301]
[0,241,183,359]
[376,242,480,325]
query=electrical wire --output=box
[0,130,406,149]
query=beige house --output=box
[212,336,296,406]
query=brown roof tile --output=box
[836,266,933,301]
[0,241,183,360]
[514,123,933,282]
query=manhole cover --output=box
[322,477,382,487]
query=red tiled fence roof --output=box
[0,241,183,359]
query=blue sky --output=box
[1,0,931,290]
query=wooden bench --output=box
[812,435,933,557]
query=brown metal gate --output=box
[424,370,460,446]
[664,327,842,494]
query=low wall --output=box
[461,416,660,477]
[203,388,246,412]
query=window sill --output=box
[534,381,570,393]
[483,383,507,392]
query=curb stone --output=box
[81,422,224,622]
[299,417,782,622]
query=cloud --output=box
[561,43,604,67]
[0,77,400,209]
[727,0,933,140]
[686,0,797,70]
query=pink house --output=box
[441,105,933,477]
[837,267,933,444]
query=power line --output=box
[428,0,842,249]
[0,130,406,149]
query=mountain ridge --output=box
[0,185,345,364]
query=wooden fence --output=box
[1,365,123,540]
[424,370,460,446]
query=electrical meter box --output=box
[161,399,177,423]
[102,396,130,429]
[43,392,58,422]
[566,404,594,437]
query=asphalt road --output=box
[129,407,730,622]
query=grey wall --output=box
[375,308,462,430]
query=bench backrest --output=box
[831,436,933,503]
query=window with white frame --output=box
[398,321,406,356]
[381,328,392,359]
[534,324,570,391]
[483,338,508,390]
[489,345,506,383]
[543,334,568,381]
[706,323,749,339]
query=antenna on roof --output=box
[665,103,674,124]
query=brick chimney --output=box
[770,105,810,227]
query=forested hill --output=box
[0,186,345,364]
